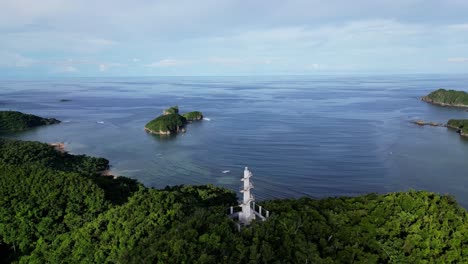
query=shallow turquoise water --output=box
[1,75,468,205]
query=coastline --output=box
[144,126,186,135]
[411,120,446,127]
[447,124,468,138]
[411,121,468,138]
[421,96,468,108]
[49,142,66,153]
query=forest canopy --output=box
[448,119,468,134]
[422,89,468,107]
[0,111,60,133]
[1,138,468,263]
[145,106,203,135]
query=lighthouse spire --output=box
[239,167,255,224]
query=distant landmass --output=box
[0,111,60,133]
[422,89,468,107]
[145,106,203,135]
[411,119,468,138]
[448,119,468,137]
[416,89,468,138]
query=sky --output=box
[1,0,468,77]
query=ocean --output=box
[1,75,468,206]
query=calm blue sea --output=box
[1,75,468,206]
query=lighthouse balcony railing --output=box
[239,183,254,192]
[251,202,270,220]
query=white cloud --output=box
[146,59,191,67]
[58,65,78,73]
[447,24,468,31]
[0,52,35,67]
[207,57,279,66]
[448,58,468,63]
[85,38,116,46]
[2,0,468,76]
[304,64,321,70]
[98,62,124,71]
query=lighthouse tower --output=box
[227,167,269,229]
[239,167,255,224]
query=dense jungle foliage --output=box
[145,114,187,134]
[146,106,203,134]
[447,119,468,134]
[0,111,60,133]
[183,111,204,121]
[423,89,468,106]
[163,106,180,115]
[1,139,468,263]
[0,139,139,204]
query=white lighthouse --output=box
[239,167,255,224]
[228,167,269,228]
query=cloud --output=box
[0,52,35,67]
[146,59,192,67]
[447,24,468,31]
[98,62,124,72]
[2,1,468,76]
[63,66,77,72]
[207,57,278,66]
[304,64,322,70]
[57,65,78,73]
[85,38,116,46]
[448,58,468,63]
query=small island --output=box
[145,106,203,135]
[183,111,204,121]
[422,88,468,107]
[447,119,468,137]
[0,111,60,133]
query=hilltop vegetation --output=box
[448,119,468,135]
[1,138,468,263]
[145,106,203,135]
[183,111,204,121]
[422,89,468,107]
[163,105,180,115]
[145,113,188,135]
[0,138,140,205]
[0,111,60,133]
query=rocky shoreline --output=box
[144,126,186,135]
[421,96,468,108]
[411,120,468,138]
[49,142,66,152]
[447,124,468,138]
[411,120,447,127]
